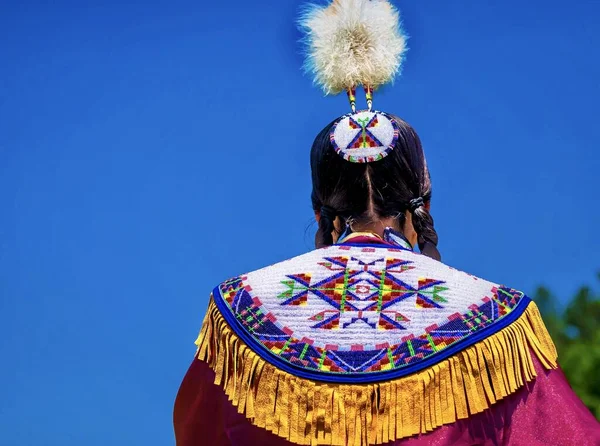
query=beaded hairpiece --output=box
[300,0,408,163]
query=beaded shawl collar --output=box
[195,234,557,445]
[207,231,532,383]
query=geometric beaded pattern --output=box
[216,244,525,375]
[330,110,399,163]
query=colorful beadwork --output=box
[278,256,448,331]
[330,110,399,163]
[214,242,527,377]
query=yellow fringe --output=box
[195,298,557,446]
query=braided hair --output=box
[310,115,441,261]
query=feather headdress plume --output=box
[300,0,407,110]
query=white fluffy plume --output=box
[300,0,407,95]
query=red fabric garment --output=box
[173,353,600,446]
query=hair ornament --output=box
[300,0,408,163]
[300,0,407,110]
[329,109,399,163]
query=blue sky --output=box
[1,1,598,444]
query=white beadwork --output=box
[244,245,498,350]
[331,110,397,163]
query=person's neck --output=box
[351,218,400,239]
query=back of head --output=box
[310,115,441,261]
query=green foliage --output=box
[534,273,600,419]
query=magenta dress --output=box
[174,232,600,445]
[174,353,599,445]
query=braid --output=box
[315,205,337,248]
[411,206,441,261]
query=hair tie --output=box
[408,197,425,213]
[320,205,337,222]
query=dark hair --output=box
[310,115,441,261]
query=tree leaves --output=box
[534,275,600,419]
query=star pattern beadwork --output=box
[278,256,448,331]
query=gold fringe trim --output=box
[195,298,557,445]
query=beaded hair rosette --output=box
[330,110,399,163]
[300,0,407,163]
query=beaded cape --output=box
[195,232,558,445]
